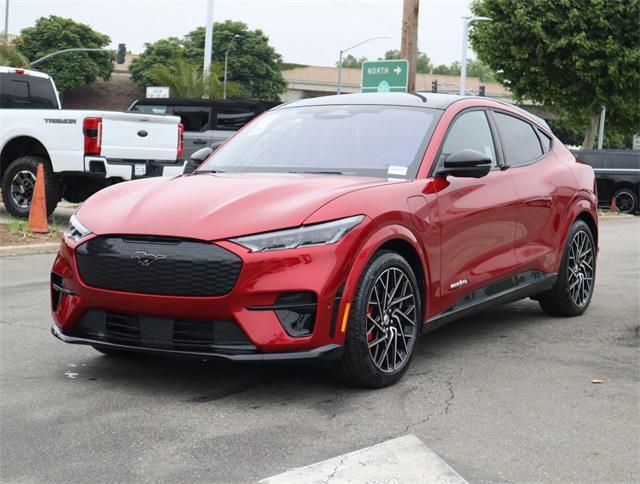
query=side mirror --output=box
[184,147,214,174]
[437,149,492,179]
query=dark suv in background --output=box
[573,149,640,214]
[128,98,277,159]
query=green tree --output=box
[129,37,184,87]
[338,54,368,69]
[432,61,460,76]
[382,49,432,73]
[470,0,640,148]
[0,41,29,67]
[14,16,113,91]
[146,57,240,99]
[432,59,495,82]
[131,20,286,100]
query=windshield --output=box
[198,104,440,178]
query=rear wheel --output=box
[613,188,638,214]
[1,156,61,218]
[332,251,421,388]
[538,220,596,316]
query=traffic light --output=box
[432,80,438,93]
[479,85,486,97]
[116,44,126,64]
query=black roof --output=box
[132,98,279,109]
[279,92,551,131]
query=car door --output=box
[492,110,577,274]
[172,105,214,159]
[433,109,520,314]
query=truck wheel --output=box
[613,188,638,214]
[1,156,62,218]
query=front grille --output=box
[76,236,242,296]
[74,310,255,354]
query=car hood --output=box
[77,173,399,240]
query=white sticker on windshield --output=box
[388,165,408,176]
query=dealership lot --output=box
[1,217,638,483]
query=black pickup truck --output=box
[572,149,640,214]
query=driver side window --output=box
[440,110,497,167]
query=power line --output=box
[328,0,402,30]
[352,0,402,23]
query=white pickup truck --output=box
[0,66,185,217]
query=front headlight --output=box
[231,215,365,252]
[64,214,92,242]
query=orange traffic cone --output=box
[610,195,617,214]
[28,163,49,234]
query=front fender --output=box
[333,222,429,343]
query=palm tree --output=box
[0,40,29,67]
[147,57,241,99]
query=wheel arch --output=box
[338,222,431,340]
[1,136,51,179]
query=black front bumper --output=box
[51,324,342,362]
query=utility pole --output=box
[202,0,214,99]
[400,0,419,92]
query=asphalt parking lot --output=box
[1,217,638,483]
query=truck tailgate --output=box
[100,112,180,161]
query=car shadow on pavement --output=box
[66,299,550,398]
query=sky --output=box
[3,0,476,67]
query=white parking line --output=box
[259,434,468,484]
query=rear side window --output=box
[0,74,57,109]
[173,106,210,132]
[537,129,552,153]
[27,76,58,108]
[130,104,171,115]
[440,110,497,166]
[494,112,543,166]
[1,76,30,108]
[215,107,259,131]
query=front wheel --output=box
[1,156,61,218]
[613,188,638,214]
[332,251,422,388]
[538,220,596,316]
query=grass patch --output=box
[8,216,64,238]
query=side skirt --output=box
[422,270,557,334]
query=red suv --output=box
[51,93,598,387]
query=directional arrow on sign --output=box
[394,66,402,75]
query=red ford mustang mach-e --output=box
[51,93,598,387]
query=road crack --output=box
[444,380,455,414]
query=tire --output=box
[538,220,596,317]
[1,156,62,218]
[331,251,422,388]
[613,188,638,214]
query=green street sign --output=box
[361,59,409,93]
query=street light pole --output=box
[4,0,9,38]
[337,36,389,94]
[223,34,240,100]
[460,16,491,96]
[202,0,214,99]
[597,105,606,150]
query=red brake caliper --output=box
[367,305,375,342]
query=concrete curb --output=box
[0,242,60,256]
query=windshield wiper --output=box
[192,169,224,174]
[289,170,344,175]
